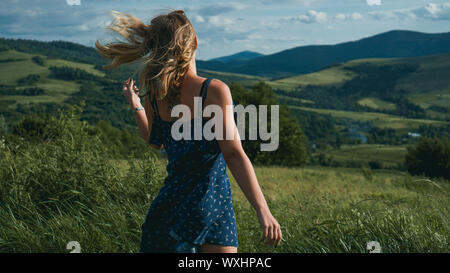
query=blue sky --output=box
[0,0,449,60]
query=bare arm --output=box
[207,80,282,247]
[123,78,163,149]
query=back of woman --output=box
[96,9,281,253]
[141,77,238,252]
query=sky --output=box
[0,0,449,60]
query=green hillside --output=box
[319,144,407,168]
[0,49,104,108]
[197,68,268,89]
[270,53,450,121]
[357,98,397,111]
[203,52,450,120]
[1,37,449,171]
[268,53,450,98]
[268,64,357,91]
[290,106,448,131]
[0,48,265,108]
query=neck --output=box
[184,55,197,79]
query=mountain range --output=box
[207,50,264,63]
[2,29,449,81]
[196,30,450,79]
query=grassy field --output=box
[266,53,450,114]
[114,159,450,253]
[393,53,450,96]
[357,98,397,111]
[230,165,449,252]
[268,53,450,92]
[0,50,101,107]
[277,94,315,105]
[2,145,448,253]
[3,79,81,109]
[290,105,448,130]
[267,65,357,91]
[313,144,407,168]
[409,90,450,109]
[1,109,449,254]
[198,68,268,89]
[0,51,48,85]
[0,50,103,85]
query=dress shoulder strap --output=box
[199,78,212,108]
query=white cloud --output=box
[283,10,364,24]
[281,9,366,24]
[208,16,234,27]
[77,24,90,31]
[193,15,205,23]
[185,2,250,17]
[366,0,381,6]
[0,2,104,38]
[369,9,415,20]
[289,10,328,24]
[259,0,321,5]
[66,0,81,6]
[352,12,364,20]
[335,12,363,21]
[369,2,450,21]
[335,13,346,20]
[419,2,450,20]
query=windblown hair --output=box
[95,9,197,109]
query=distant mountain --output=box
[197,30,450,78]
[207,50,264,63]
[0,38,105,65]
[2,29,450,81]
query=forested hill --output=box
[3,29,450,80]
[0,38,105,65]
[207,50,264,63]
[1,33,449,171]
[196,30,450,78]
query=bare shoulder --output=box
[207,78,232,105]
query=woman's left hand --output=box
[257,208,282,247]
[123,78,142,109]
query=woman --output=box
[95,9,281,253]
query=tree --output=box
[31,55,45,66]
[230,81,309,166]
[405,137,450,179]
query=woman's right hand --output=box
[257,208,282,247]
[122,78,141,109]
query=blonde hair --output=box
[95,9,197,109]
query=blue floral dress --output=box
[139,78,239,253]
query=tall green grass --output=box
[0,106,165,252]
[232,167,449,253]
[0,107,448,252]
